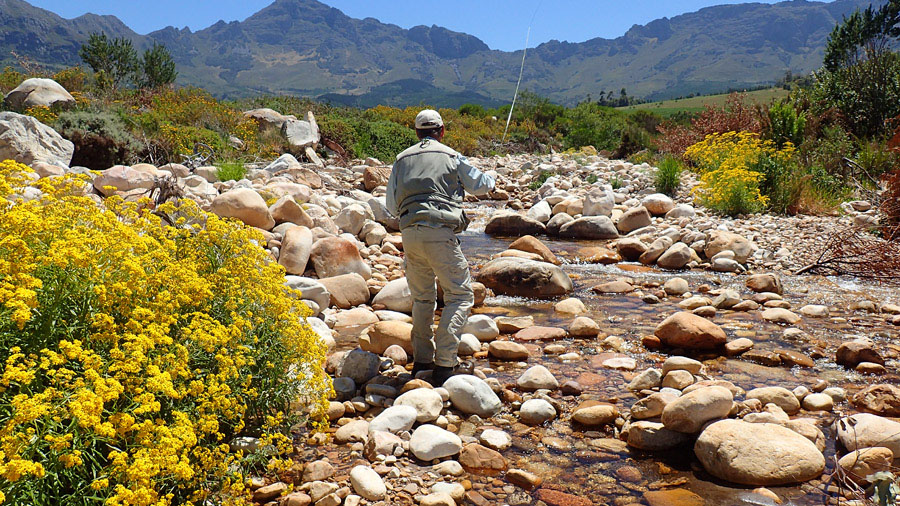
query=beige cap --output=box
[415,109,444,129]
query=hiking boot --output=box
[410,361,434,379]
[431,360,474,386]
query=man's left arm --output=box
[456,155,495,197]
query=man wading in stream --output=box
[386,109,496,386]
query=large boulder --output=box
[333,204,368,236]
[281,113,320,149]
[319,273,370,309]
[656,243,693,270]
[93,165,160,196]
[616,207,651,234]
[0,111,74,167]
[661,386,733,433]
[484,212,546,236]
[475,258,572,298]
[694,419,825,486]
[309,237,371,279]
[582,189,615,217]
[559,216,619,240]
[443,375,502,417]
[244,108,294,130]
[641,194,676,216]
[279,226,313,275]
[4,78,75,110]
[410,425,462,461]
[361,321,413,355]
[704,231,753,263]
[210,189,275,230]
[654,312,727,349]
[372,277,413,313]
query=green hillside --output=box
[619,88,792,117]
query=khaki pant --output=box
[401,224,474,368]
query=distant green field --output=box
[618,88,791,117]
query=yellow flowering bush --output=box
[0,160,331,505]
[686,131,798,215]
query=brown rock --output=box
[210,188,275,230]
[509,235,560,265]
[284,492,312,506]
[535,489,593,506]
[576,246,621,264]
[644,489,705,506]
[253,482,287,502]
[459,443,507,475]
[654,312,727,350]
[506,469,542,490]
[838,447,894,485]
[617,238,648,261]
[278,226,313,275]
[361,321,413,355]
[514,326,567,342]
[852,384,900,416]
[488,341,530,360]
[590,280,634,294]
[775,349,815,368]
[496,316,534,333]
[309,237,371,279]
[746,273,783,294]
[270,195,315,227]
[836,341,884,368]
[363,166,391,191]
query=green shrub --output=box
[855,139,900,179]
[317,113,359,156]
[352,120,418,162]
[585,173,599,184]
[614,124,655,159]
[556,102,626,151]
[765,101,807,148]
[654,156,683,196]
[529,170,555,190]
[56,110,142,169]
[610,175,624,190]
[216,161,247,181]
[459,103,487,117]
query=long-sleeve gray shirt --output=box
[386,142,495,218]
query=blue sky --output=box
[31,0,796,51]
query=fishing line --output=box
[502,0,543,142]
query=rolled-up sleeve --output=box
[456,155,495,196]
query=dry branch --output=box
[795,226,900,283]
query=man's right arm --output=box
[385,168,399,217]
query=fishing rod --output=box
[502,0,543,142]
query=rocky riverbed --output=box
[11,118,899,506]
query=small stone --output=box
[516,365,559,390]
[520,398,557,425]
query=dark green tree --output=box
[138,43,178,89]
[78,32,138,89]
[823,0,900,71]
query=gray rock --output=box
[657,242,693,270]
[627,421,691,450]
[281,114,320,149]
[546,213,574,236]
[0,111,74,167]
[285,276,331,313]
[444,375,502,417]
[410,424,463,461]
[462,315,500,341]
[519,398,556,425]
[617,206,652,234]
[559,216,619,240]
[372,277,413,313]
[475,257,572,298]
[368,405,418,434]
[4,78,75,110]
[337,349,382,385]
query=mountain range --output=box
[0,0,878,106]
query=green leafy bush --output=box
[352,119,418,162]
[654,156,683,196]
[765,100,807,148]
[56,110,142,169]
[216,161,247,181]
[529,170,555,190]
[556,102,626,151]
